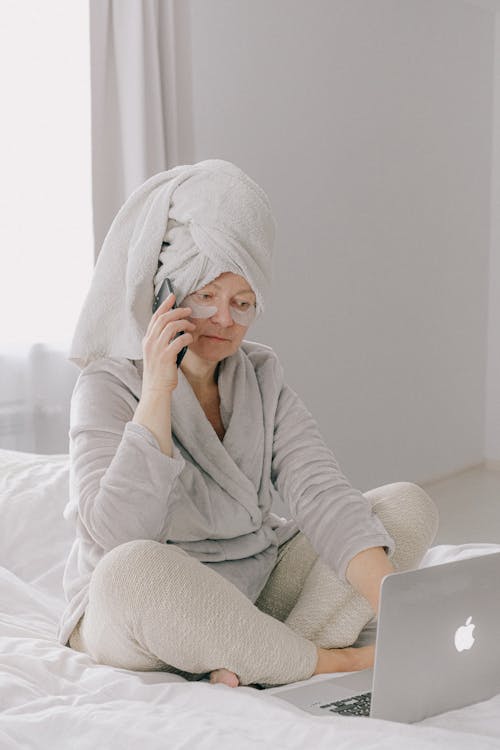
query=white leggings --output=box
[68,482,439,687]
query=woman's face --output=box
[180,272,256,362]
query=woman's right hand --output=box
[141,293,196,394]
[314,643,375,677]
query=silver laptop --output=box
[268,551,500,723]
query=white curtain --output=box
[89,0,181,257]
[1,0,181,454]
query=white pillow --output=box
[0,448,73,600]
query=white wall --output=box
[176,0,495,490]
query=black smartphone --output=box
[152,276,188,368]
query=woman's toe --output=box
[209,668,240,687]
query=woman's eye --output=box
[235,301,250,309]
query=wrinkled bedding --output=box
[1,447,499,749]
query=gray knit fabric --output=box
[69,482,438,687]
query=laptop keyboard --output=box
[320,691,372,717]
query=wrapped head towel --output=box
[69,159,276,369]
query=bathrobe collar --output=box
[170,347,265,523]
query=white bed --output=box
[1,447,499,749]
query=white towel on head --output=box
[69,158,276,369]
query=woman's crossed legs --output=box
[69,481,438,687]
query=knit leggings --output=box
[68,481,439,687]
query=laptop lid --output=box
[370,550,500,722]
[268,551,500,723]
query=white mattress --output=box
[1,446,499,749]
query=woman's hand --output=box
[314,643,375,676]
[345,547,395,617]
[141,293,196,394]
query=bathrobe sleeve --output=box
[270,380,395,583]
[67,367,186,552]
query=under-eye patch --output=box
[181,291,256,326]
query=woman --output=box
[59,159,439,688]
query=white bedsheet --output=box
[1,447,499,749]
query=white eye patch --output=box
[181,292,256,326]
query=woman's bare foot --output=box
[209,668,240,687]
[313,644,375,676]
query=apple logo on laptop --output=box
[454,616,476,652]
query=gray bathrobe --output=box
[57,340,394,647]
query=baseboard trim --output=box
[420,461,490,488]
[484,458,500,471]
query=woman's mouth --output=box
[205,335,228,341]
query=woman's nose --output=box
[211,303,233,325]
